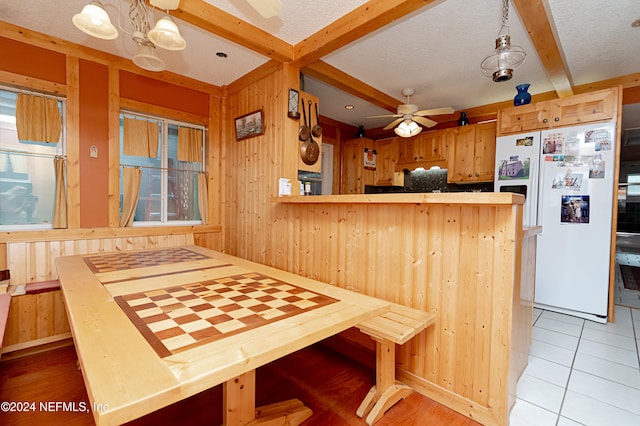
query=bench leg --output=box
[356,338,413,425]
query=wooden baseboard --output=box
[0,334,73,361]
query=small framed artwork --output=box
[235,109,264,141]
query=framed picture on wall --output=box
[235,109,264,141]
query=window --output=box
[0,88,65,229]
[119,112,205,225]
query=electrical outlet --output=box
[90,145,98,158]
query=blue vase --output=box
[514,84,531,106]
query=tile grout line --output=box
[553,314,584,426]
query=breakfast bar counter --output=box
[270,191,538,425]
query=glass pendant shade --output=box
[481,34,526,82]
[132,44,166,72]
[72,1,118,40]
[394,120,422,138]
[148,16,186,51]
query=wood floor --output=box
[0,341,479,426]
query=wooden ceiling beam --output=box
[302,61,402,113]
[291,0,439,68]
[512,0,573,98]
[173,0,293,63]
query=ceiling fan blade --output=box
[414,107,455,116]
[383,118,404,130]
[247,0,282,18]
[367,114,401,119]
[413,116,438,128]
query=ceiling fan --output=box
[368,88,454,137]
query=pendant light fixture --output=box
[72,0,186,72]
[480,0,526,82]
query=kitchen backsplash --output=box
[403,168,493,193]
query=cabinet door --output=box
[473,122,496,182]
[374,139,397,185]
[551,88,616,127]
[498,102,551,135]
[340,138,375,194]
[397,137,416,164]
[447,125,476,182]
[340,139,362,194]
[418,129,448,162]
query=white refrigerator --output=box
[495,121,617,323]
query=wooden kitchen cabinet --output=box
[340,137,375,194]
[447,121,496,183]
[373,139,398,185]
[395,128,448,170]
[498,87,617,135]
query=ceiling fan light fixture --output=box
[72,1,118,40]
[132,44,166,72]
[394,119,422,138]
[148,16,186,51]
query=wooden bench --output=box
[0,226,222,354]
[0,293,11,359]
[356,303,436,426]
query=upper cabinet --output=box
[447,122,496,183]
[395,128,448,170]
[498,88,617,136]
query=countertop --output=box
[272,192,525,206]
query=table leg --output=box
[223,370,312,426]
[224,370,256,425]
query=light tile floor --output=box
[509,305,640,426]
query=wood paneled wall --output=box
[1,226,221,353]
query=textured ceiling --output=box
[1,0,639,131]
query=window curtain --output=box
[177,127,203,162]
[52,156,67,228]
[15,93,62,143]
[197,172,208,225]
[120,167,142,227]
[123,117,158,158]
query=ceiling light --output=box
[132,44,166,72]
[480,0,526,82]
[147,16,185,51]
[72,0,186,72]
[247,0,282,18]
[345,105,354,110]
[72,1,118,40]
[394,119,422,138]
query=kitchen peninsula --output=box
[273,192,539,426]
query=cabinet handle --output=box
[476,173,479,177]
[468,174,472,177]
[554,117,560,122]
[543,118,548,123]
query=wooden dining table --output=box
[56,245,391,426]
